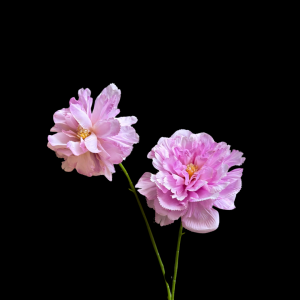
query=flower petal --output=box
[93,119,121,139]
[135,172,157,201]
[155,213,174,226]
[224,150,245,168]
[70,103,92,130]
[67,141,88,156]
[84,132,100,153]
[48,132,77,147]
[157,189,187,211]
[181,202,219,233]
[213,194,236,210]
[170,129,193,139]
[118,116,137,126]
[91,83,121,123]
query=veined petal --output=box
[117,116,137,126]
[70,103,92,130]
[224,150,245,168]
[48,132,77,147]
[91,83,121,123]
[93,119,120,139]
[135,172,157,201]
[157,189,187,211]
[213,194,236,210]
[67,141,88,156]
[155,213,174,226]
[218,179,242,198]
[84,132,100,153]
[181,202,219,233]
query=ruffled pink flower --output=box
[135,130,245,233]
[47,84,139,180]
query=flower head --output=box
[135,130,245,233]
[47,84,139,180]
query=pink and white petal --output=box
[56,148,73,157]
[203,180,230,194]
[170,129,193,139]
[172,174,184,186]
[210,163,229,183]
[108,126,139,146]
[97,140,111,160]
[98,158,113,181]
[181,202,219,233]
[78,88,93,118]
[65,114,79,130]
[191,188,219,202]
[50,123,71,132]
[157,189,187,211]
[167,208,187,221]
[75,152,96,177]
[93,119,121,139]
[70,103,92,130]
[62,129,77,138]
[62,155,78,172]
[213,194,236,210]
[199,166,214,181]
[53,108,70,124]
[222,168,243,183]
[48,132,77,147]
[187,179,207,192]
[194,156,208,169]
[163,174,179,191]
[100,139,124,164]
[117,116,137,126]
[218,179,242,198]
[91,84,121,123]
[223,150,246,168]
[84,132,100,153]
[135,172,158,201]
[155,213,174,226]
[67,141,87,156]
[153,198,169,216]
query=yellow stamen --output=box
[77,125,91,140]
[186,163,198,178]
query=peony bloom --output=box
[135,130,245,233]
[47,84,139,179]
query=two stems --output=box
[119,163,183,300]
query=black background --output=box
[13,26,263,299]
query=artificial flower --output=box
[135,130,245,233]
[47,84,139,179]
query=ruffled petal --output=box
[223,150,245,168]
[157,189,187,211]
[67,141,88,156]
[181,202,219,233]
[155,213,174,226]
[84,132,100,153]
[135,172,157,201]
[117,116,137,126]
[91,83,121,124]
[213,194,236,210]
[170,129,193,139]
[93,119,121,139]
[75,152,96,177]
[70,103,92,130]
[218,179,242,199]
[48,132,77,147]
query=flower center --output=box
[186,163,198,178]
[77,125,91,140]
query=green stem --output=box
[171,219,183,300]
[118,163,172,300]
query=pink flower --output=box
[135,130,245,233]
[47,84,139,180]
